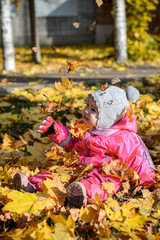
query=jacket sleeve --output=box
[48,122,78,151]
[78,155,109,167]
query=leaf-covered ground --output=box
[0,76,160,239]
[1,45,160,76]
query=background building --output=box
[0,0,114,47]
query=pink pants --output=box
[29,168,122,201]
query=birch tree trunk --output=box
[0,0,16,71]
[113,0,128,63]
[29,0,41,63]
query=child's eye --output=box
[91,108,96,113]
[86,103,89,107]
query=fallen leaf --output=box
[111,76,121,85]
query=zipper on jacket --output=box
[85,136,91,156]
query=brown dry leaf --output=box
[73,22,80,28]
[75,164,93,182]
[121,181,130,195]
[96,0,103,7]
[89,21,96,31]
[111,76,121,85]
[45,146,64,161]
[100,82,109,91]
[102,159,128,176]
[43,101,62,113]
[42,93,62,113]
[63,149,79,166]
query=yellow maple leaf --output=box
[79,205,99,223]
[124,215,148,230]
[51,214,75,238]
[52,222,73,240]
[140,94,153,102]
[69,121,91,139]
[55,166,73,183]
[148,102,160,115]
[3,190,56,216]
[55,77,73,92]
[33,219,54,240]
[105,206,123,221]
[0,133,15,150]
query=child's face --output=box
[82,95,98,127]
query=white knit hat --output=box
[91,85,140,129]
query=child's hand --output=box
[37,116,55,135]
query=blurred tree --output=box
[126,0,159,61]
[113,0,128,63]
[29,0,41,63]
[0,0,16,71]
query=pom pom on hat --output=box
[126,86,140,103]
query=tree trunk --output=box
[0,0,16,71]
[113,0,128,63]
[29,0,41,63]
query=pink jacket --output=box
[49,112,155,186]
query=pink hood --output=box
[89,112,137,136]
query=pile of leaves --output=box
[0,76,160,239]
[1,43,160,76]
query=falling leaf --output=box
[32,47,37,52]
[66,60,84,72]
[73,22,80,28]
[100,82,109,91]
[111,76,121,85]
[96,0,103,7]
[89,21,96,31]
[51,44,56,51]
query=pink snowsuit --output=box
[30,112,155,201]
